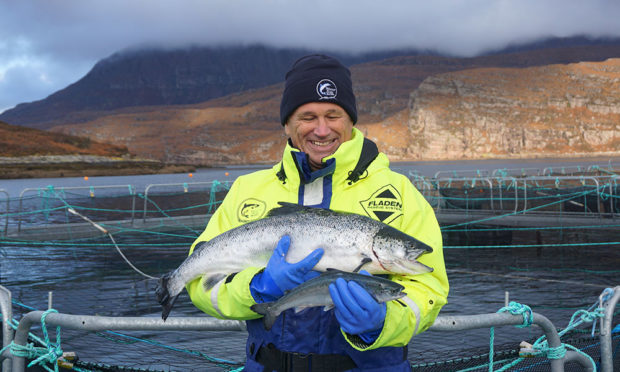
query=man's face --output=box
[285,102,353,170]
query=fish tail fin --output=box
[250,302,277,331]
[156,274,179,321]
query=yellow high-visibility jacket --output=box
[186,128,449,351]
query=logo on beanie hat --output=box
[316,79,337,100]
[280,54,357,125]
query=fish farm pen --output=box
[1,161,619,371]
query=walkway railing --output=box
[0,190,8,237]
[421,174,619,218]
[1,173,618,240]
[1,285,617,372]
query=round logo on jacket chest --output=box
[237,198,267,222]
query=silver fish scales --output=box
[156,202,433,320]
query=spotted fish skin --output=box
[250,270,406,330]
[156,202,433,320]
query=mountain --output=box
[2,38,619,165]
[3,37,620,130]
[49,52,620,165]
[0,45,419,130]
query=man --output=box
[186,54,449,371]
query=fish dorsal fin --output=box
[267,202,363,220]
[266,202,313,217]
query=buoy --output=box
[188,173,193,178]
[84,176,89,181]
[225,172,229,177]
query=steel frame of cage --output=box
[2,285,618,372]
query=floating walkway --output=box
[1,164,618,242]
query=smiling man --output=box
[186,54,449,371]
[285,101,352,171]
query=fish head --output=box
[370,280,407,303]
[372,225,434,275]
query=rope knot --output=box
[498,301,533,328]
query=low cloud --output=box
[1,0,620,113]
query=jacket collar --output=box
[275,128,379,187]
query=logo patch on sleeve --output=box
[360,185,403,224]
[237,198,267,222]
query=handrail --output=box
[142,181,219,221]
[600,286,620,371]
[0,286,13,372]
[0,190,8,238]
[433,177,494,212]
[9,313,245,371]
[492,176,519,213]
[520,176,601,216]
[17,185,133,232]
[6,309,597,372]
[430,312,593,371]
[491,167,544,177]
[434,169,491,179]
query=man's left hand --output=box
[329,271,386,343]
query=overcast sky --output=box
[1,0,619,114]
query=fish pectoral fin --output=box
[294,306,312,313]
[352,257,373,273]
[323,304,334,312]
[202,273,228,291]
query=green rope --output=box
[487,302,534,371]
[484,291,609,372]
[0,309,64,372]
[27,309,63,372]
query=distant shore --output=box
[1,154,617,180]
[0,155,195,179]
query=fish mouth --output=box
[392,259,434,275]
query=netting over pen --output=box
[1,162,619,371]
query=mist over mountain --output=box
[0,45,420,129]
[2,36,619,130]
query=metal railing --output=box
[142,181,224,221]
[0,190,8,237]
[408,173,619,219]
[5,181,227,236]
[3,285,617,371]
[16,185,136,232]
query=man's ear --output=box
[284,123,290,136]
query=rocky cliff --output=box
[406,59,620,159]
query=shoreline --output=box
[0,157,196,179]
[1,154,616,180]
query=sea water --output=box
[1,157,618,371]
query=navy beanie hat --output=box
[280,54,357,126]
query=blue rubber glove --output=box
[251,235,324,303]
[329,270,387,344]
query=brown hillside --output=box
[0,120,129,157]
[51,51,620,165]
